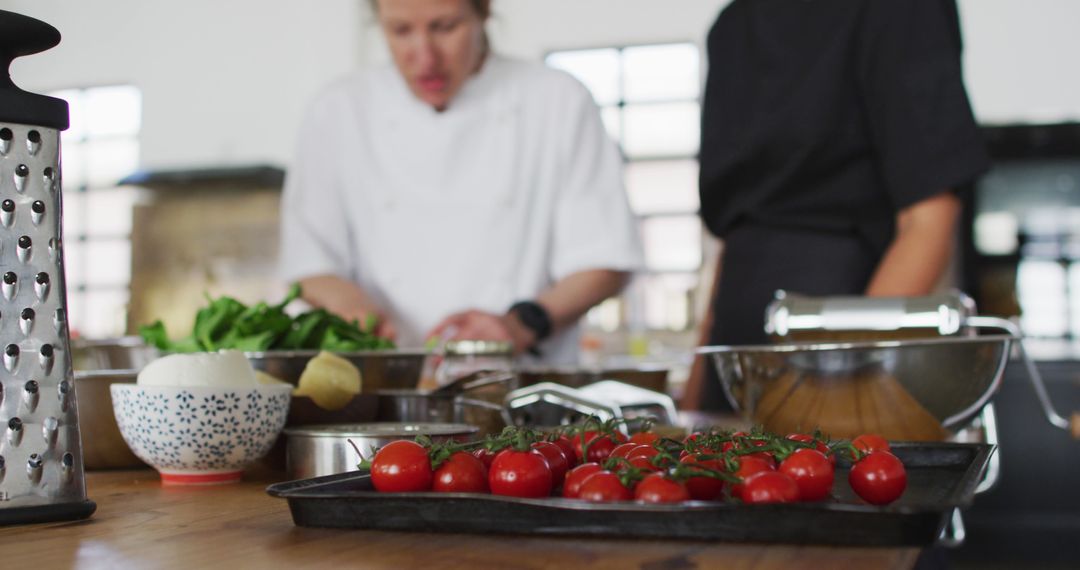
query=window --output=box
[49,85,142,339]
[546,43,703,333]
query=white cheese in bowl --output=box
[137,350,258,388]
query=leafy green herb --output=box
[138,283,395,352]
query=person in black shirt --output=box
[688,0,989,410]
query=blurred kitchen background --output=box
[3,0,1079,565]
[6,0,1080,397]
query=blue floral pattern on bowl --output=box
[111,384,292,475]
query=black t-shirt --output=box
[698,0,990,256]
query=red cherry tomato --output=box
[730,455,775,499]
[786,433,836,466]
[433,451,488,493]
[680,454,725,501]
[683,431,705,445]
[562,462,603,499]
[549,435,578,468]
[577,435,618,464]
[852,434,891,457]
[849,451,907,506]
[531,441,570,486]
[489,449,553,498]
[472,448,497,470]
[779,448,834,501]
[634,473,691,503]
[577,471,633,502]
[609,442,643,460]
[370,440,433,493]
[629,431,660,446]
[741,471,800,504]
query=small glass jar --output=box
[435,339,514,386]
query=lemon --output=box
[293,351,362,410]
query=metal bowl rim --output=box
[74,369,140,380]
[284,422,479,438]
[696,334,1014,355]
[243,349,429,358]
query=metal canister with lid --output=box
[0,10,95,524]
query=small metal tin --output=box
[284,422,478,480]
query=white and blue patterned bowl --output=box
[111,384,292,485]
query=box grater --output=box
[0,9,96,525]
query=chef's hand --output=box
[426,309,535,355]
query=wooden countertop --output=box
[0,469,920,570]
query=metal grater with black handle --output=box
[0,8,96,525]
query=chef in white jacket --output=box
[280,0,643,364]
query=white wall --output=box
[958,0,1080,124]
[4,0,363,169]
[2,0,1078,172]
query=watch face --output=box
[512,301,552,341]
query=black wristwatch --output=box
[509,300,552,354]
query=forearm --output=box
[535,269,632,332]
[865,192,960,297]
[496,269,631,353]
[298,275,382,323]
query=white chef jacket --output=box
[280,55,644,364]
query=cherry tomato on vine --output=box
[531,441,570,486]
[577,471,633,502]
[549,435,578,468]
[740,471,800,504]
[849,451,907,506]
[609,442,643,460]
[574,433,619,464]
[779,448,834,501]
[852,434,891,457]
[680,454,725,501]
[472,447,497,470]
[433,451,488,493]
[489,449,552,498]
[562,462,603,499]
[786,433,836,466]
[370,440,433,493]
[730,455,775,499]
[634,473,691,503]
[629,431,660,446]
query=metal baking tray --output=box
[267,442,993,546]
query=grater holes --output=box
[62,452,74,467]
[15,164,29,177]
[18,236,31,249]
[8,417,21,431]
[32,200,45,213]
[0,128,11,141]
[27,130,41,144]
[36,272,49,285]
[3,272,15,285]
[44,166,55,179]
[1,200,13,212]
[24,380,38,394]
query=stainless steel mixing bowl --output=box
[699,335,1013,441]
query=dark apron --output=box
[700,222,881,412]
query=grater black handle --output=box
[0,9,68,130]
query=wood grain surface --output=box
[0,469,921,570]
